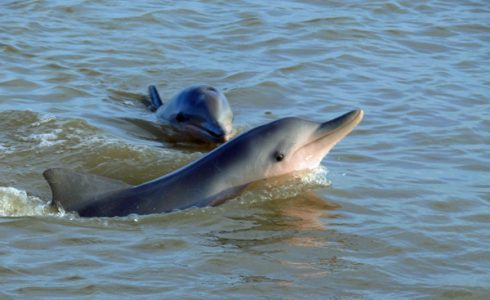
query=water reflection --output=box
[211,189,339,252]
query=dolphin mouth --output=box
[184,123,230,143]
[202,127,229,143]
[293,109,364,169]
[314,109,363,143]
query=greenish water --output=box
[1,0,489,298]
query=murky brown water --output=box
[1,0,489,298]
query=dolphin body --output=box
[148,85,233,143]
[44,110,363,217]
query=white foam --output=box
[235,166,331,205]
[30,115,57,127]
[0,187,59,217]
[298,165,331,186]
[0,143,15,155]
[20,129,64,148]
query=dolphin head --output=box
[217,110,364,183]
[262,109,363,177]
[170,85,233,143]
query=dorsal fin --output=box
[43,168,132,212]
[148,85,163,111]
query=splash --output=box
[234,166,331,205]
[18,129,64,147]
[0,187,61,217]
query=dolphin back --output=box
[43,168,132,213]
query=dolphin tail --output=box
[43,168,132,213]
[148,85,163,111]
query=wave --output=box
[0,187,61,217]
[232,166,331,206]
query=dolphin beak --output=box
[294,109,364,169]
[194,123,231,143]
[313,109,364,153]
[206,127,228,143]
[315,109,363,148]
[318,109,364,139]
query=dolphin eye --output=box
[275,152,285,162]
[176,112,185,122]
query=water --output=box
[1,0,489,298]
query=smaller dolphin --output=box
[44,110,363,217]
[148,85,233,143]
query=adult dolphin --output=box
[148,85,233,143]
[44,110,363,217]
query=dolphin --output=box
[43,110,363,217]
[148,85,233,143]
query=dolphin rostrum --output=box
[44,110,363,217]
[148,85,233,143]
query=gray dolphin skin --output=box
[149,85,233,143]
[44,109,363,217]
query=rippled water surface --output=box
[1,0,489,298]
